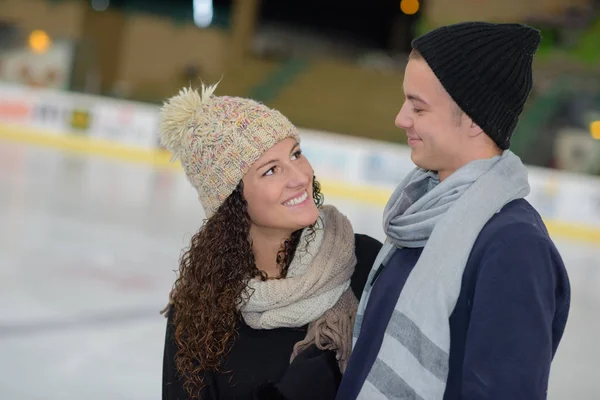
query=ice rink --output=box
[0,139,599,399]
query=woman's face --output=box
[242,137,319,239]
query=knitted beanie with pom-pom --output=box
[160,83,300,218]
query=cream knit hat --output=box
[160,83,300,218]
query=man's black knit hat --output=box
[411,22,541,149]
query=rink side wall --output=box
[1,82,599,245]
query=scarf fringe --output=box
[290,288,358,374]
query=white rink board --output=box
[1,82,599,232]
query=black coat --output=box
[163,233,382,400]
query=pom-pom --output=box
[159,82,218,160]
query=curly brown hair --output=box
[169,177,324,398]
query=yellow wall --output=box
[0,0,85,40]
[425,0,590,26]
[115,14,228,99]
[272,61,405,142]
[80,8,127,94]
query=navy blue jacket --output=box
[337,199,571,400]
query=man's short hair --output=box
[408,48,463,124]
[409,49,423,60]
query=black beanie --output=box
[411,22,541,149]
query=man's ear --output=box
[467,118,485,138]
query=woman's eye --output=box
[263,167,275,176]
[291,150,302,160]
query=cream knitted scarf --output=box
[239,204,358,372]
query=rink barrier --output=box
[1,82,600,245]
[2,122,600,246]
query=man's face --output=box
[395,57,473,180]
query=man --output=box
[336,22,571,400]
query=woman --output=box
[160,83,382,400]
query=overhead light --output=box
[591,120,600,140]
[193,0,213,28]
[400,0,420,15]
[28,30,51,54]
[91,0,109,12]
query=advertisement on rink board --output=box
[1,82,600,231]
[362,147,416,186]
[88,101,159,149]
[300,129,366,184]
[31,98,92,133]
[0,98,31,125]
[300,128,415,189]
[0,84,34,125]
[526,169,560,220]
[0,82,160,148]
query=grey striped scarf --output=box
[353,150,530,400]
